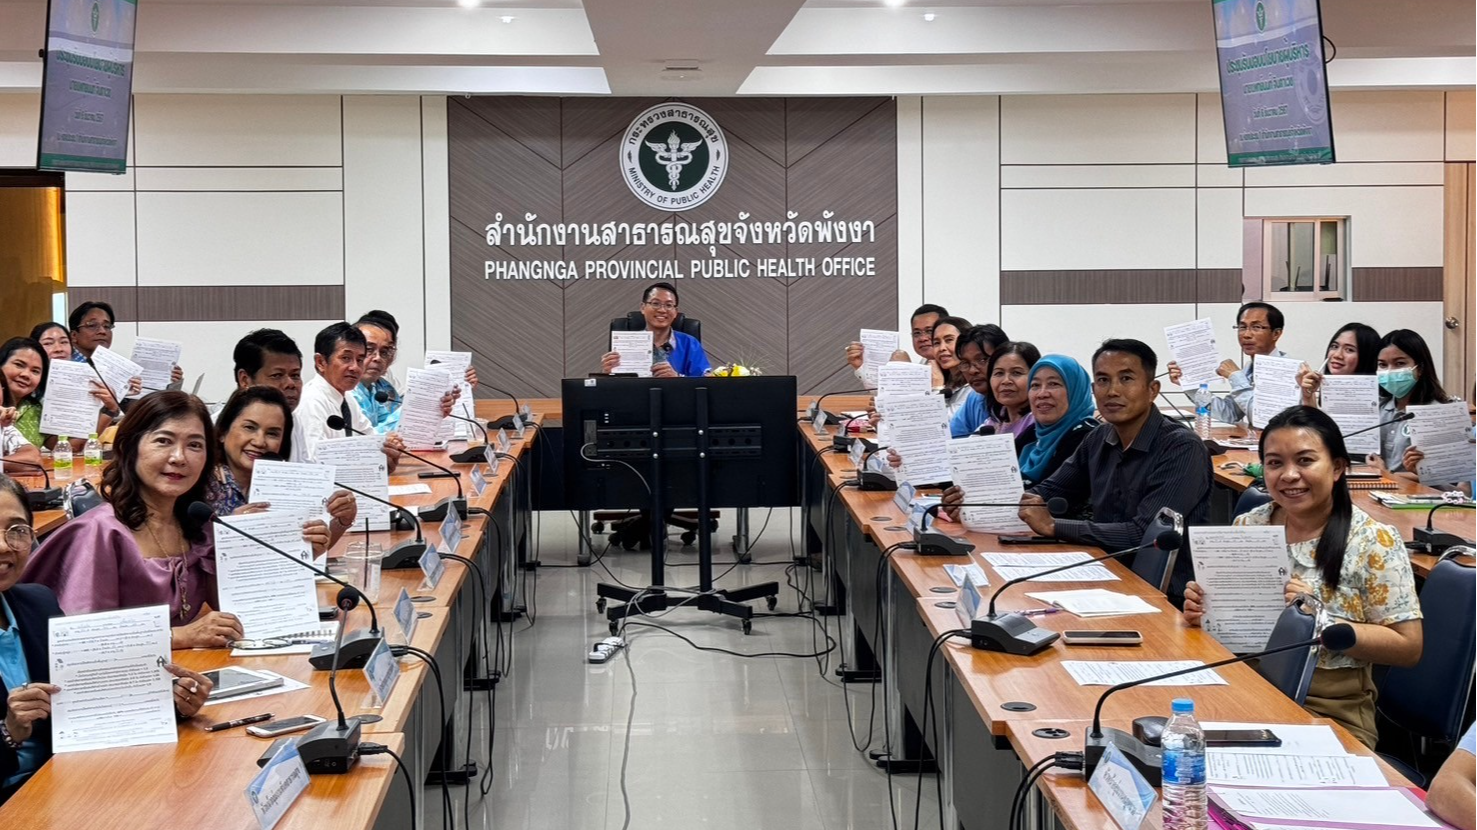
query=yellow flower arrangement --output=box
[710,364,761,377]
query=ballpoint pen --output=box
[1019,607,1061,618]
[205,713,273,733]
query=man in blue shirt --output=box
[600,282,711,378]
[351,313,405,433]
[1428,722,1475,830]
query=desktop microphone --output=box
[1413,502,1476,555]
[1083,622,1357,785]
[331,481,427,570]
[968,530,1182,655]
[808,387,874,448]
[186,502,383,670]
[445,413,493,464]
[372,389,401,408]
[914,497,1070,556]
[6,459,63,510]
[295,585,363,774]
[325,415,467,521]
[480,383,528,432]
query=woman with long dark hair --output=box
[23,392,245,648]
[1296,322,1380,406]
[930,316,973,419]
[1181,406,1423,747]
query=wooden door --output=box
[1443,162,1474,400]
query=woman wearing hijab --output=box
[1017,354,1098,487]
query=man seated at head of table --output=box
[1166,301,1286,426]
[599,282,711,378]
[21,392,246,649]
[1181,406,1423,749]
[30,323,134,449]
[844,303,952,388]
[0,473,214,803]
[296,322,407,470]
[1428,722,1476,830]
[946,338,1211,608]
[351,311,470,434]
[206,386,357,551]
[68,301,183,391]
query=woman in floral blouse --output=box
[1182,406,1423,748]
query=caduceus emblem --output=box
[646,130,702,191]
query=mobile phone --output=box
[1061,630,1143,646]
[997,536,1058,546]
[246,714,326,739]
[1204,728,1282,747]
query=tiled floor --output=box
[425,507,942,830]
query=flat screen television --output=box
[36,0,138,174]
[1212,0,1334,167]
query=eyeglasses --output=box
[78,322,114,332]
[643,301,678,311]
[1233,324,1273,334]
[367,346,397,360]
[4,524,34,552]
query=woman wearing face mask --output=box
[23,392,245,649]
[1182,407,1422,748]
[1018,355,1098,487]
[206,387,358,553]
[1295,323,1380,406]
[1369,329,1458,487]
[980,342,1040,440]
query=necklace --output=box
[143,515,191,621]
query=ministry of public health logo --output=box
[620,103,728,212]
[1255,1,1265,31]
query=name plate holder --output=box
[245,739,310,830]
[1088,743,1157,830]
[362,638,400,710]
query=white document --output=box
[1188,525,1291,652]
[1201,722,1348,757]
[89,345,145,402]
[247,460,336,519]
[984,552,1118,582]
[1061,660,1227,687]
[1164,318,1222,388]
[1023,589,1160,617]
[858,329,900,388]
[130,338,182,392]
[1407,400,1477,485]
[398,366,454,450]
[1320,375,1381,457]
[1212,787,1438,829]
[609,331,654,377]
[388,483,432,497]
[877,361,933,398]
[1206,752,1386,788]
[423,350,476,433]
[215,512,322,639]
[38,360,105,437]
[1250,355,1304,429]
[312,435,391,528]
[49,605,176,753]
[947,434,1032,534]
[883,393,951,485]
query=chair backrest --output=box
[609,312,702,342]
[1255,595,1320,704]
[1234,485,1273,518]
[1377,557,1476,743]
[1131,506,1181,595]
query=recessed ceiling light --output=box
[500,14,515,23]
[922,12,936,21]
[456,0,479,8]
[883,0,905,7]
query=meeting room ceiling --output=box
[0,0,1470,96]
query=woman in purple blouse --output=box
[23,391,245,649]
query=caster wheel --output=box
[609,621,619,636]
[681,531,696,546]
[741,619,753,635]
[765,596,778,611]
[592,522,605,534]
[595,598,607,612]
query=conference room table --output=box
[0,404,539,830]
[797,413,1425,830]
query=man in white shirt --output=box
[1167,301,1286,425]
[843,303,949,388]
[296,322,407,470]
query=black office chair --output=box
[1233,485,1273,518]
[595,311,715,550]
[1375,554,1476,785]
[1131,507,1182,595]
[1255,595,1321,704]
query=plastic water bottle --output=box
[53,438,73,480]
[1193,383,1212,440]
[1161,698,1207,830]
[84,434,103,469]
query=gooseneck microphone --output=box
[1342,409,1413,440]
[446,413,493,464]
[966,529,1183,655]
[7,459,63,510]
[295,585,364,774]
[186,502,382,670]
[331,481,427,569]
[372,389,400,408]
[1083,622,1357,785]
[325,414,467,521]
[806,387,874,447]
[915,497,1070,556]
[1414,501,1476,555]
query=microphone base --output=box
[298,717,362,774]
[856,471,897,492]
[447,446,488,464]
[831,434,852,452]
[26,487,64,510]
[309,629,383,671]
[1413,526,1473,556]
[914,529,975,556]
[419,496,468,523]
[381,539,429,570]
[1084,727,1162,787]
[969,614,1061,655]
